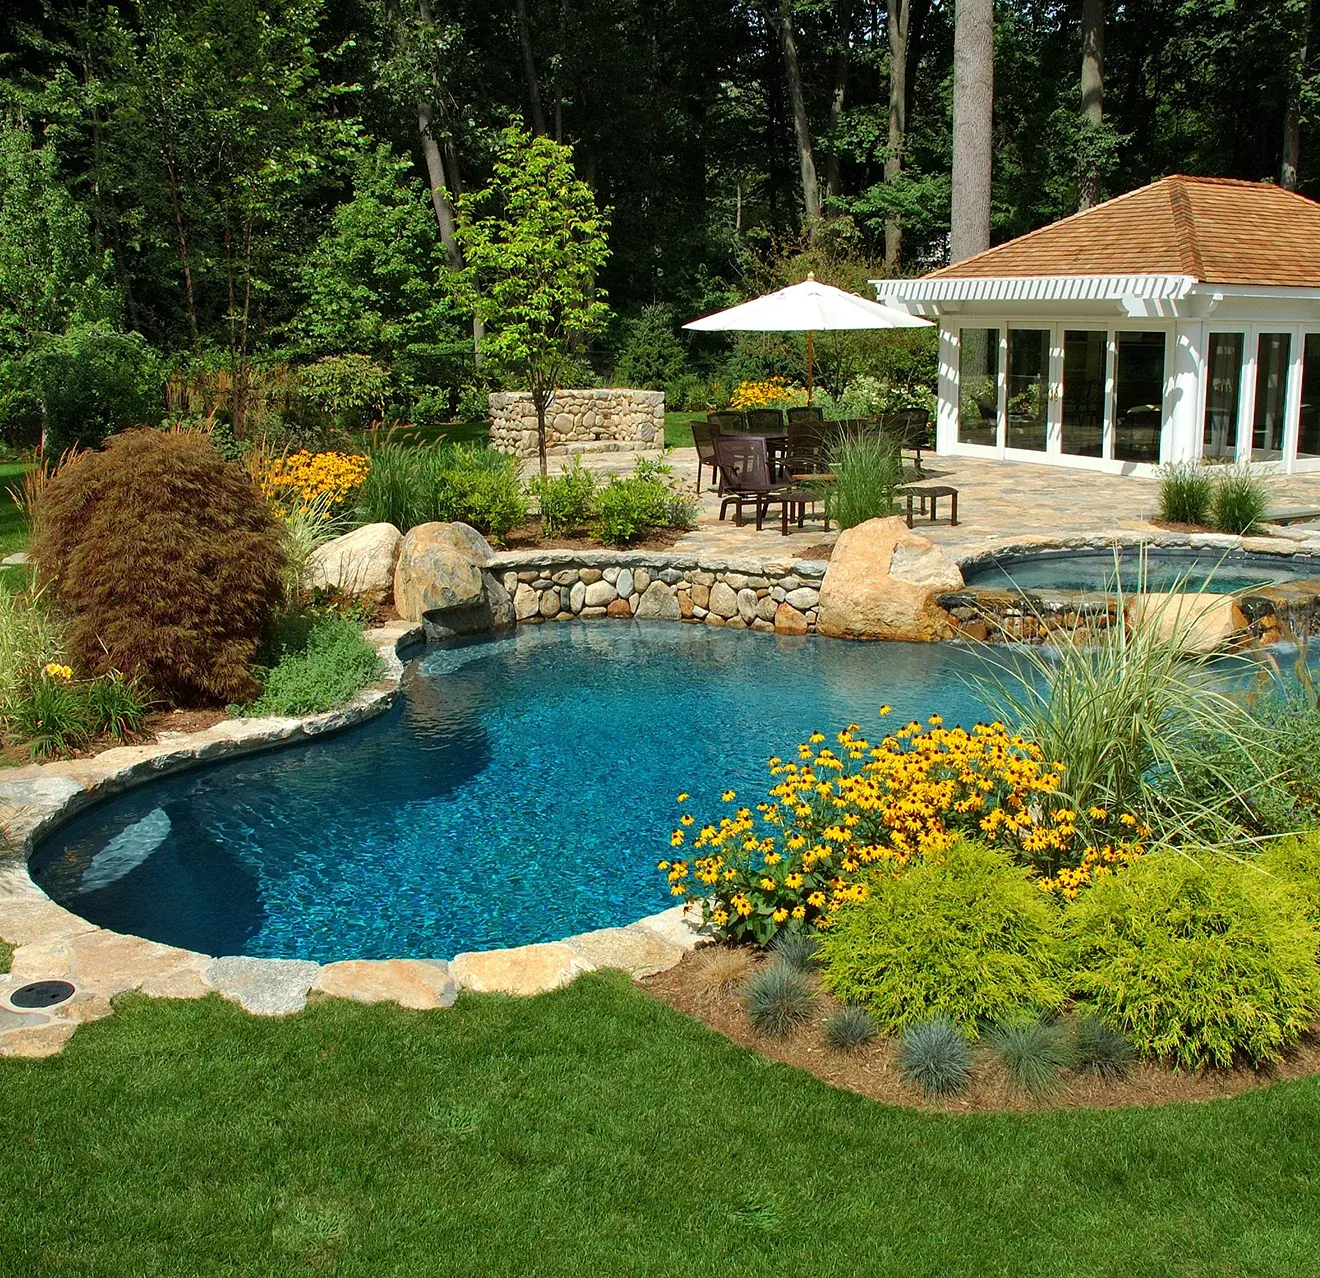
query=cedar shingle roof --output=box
[925,176,1320,287]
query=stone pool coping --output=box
[0,620,705,1059]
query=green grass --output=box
[0,459,33,557]
[2,973,1319,1275]
[0,935,11,973]
[663,411,704,451]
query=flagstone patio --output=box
[536,449,1320,560]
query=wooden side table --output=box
[897,483,959,529]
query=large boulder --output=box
[1126,592,1246,655]
[816,516,963,641]
[394,521,513,638]
[309,522,401,601]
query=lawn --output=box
[0,460,32,558]
[664,410,704,451]
[3,973,1318,1276]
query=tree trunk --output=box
[950,0,994,263]
[778,1,821,223]
[823,1,852,204]
[884,0,911,268]
[533,380,550,477]
[417,102,464,273]
[514,0,548,136]
[1078,0,1105,210]
[1282,0,1312,190]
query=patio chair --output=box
[744,408,786,435]
[883,407,932,475]
[713,435,814,535]
[778,417,835,480]
[690,419,721,494]
[786,406,824,426]
[707,411,745,435]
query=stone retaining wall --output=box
[488,388,664,459]
[489,550,827,634]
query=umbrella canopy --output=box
[683,273,931,403]
[683,273,932,333]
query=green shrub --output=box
[1210,465,1269,534]
[32,429,287,706]
[26,322,163,452]
[742,960,818,1038]
[1157,461,1214,525]
[614,304,686,389]
[985,1021,1071,1096]
[897,1019,973,1096]
[596,475,671,546]
[825,430,901,531]
[822,1004,878,1051]
[768,930,819,973]
[530,459,596,535]
[455,386,490,424]
[1260,831,1320,926]
[437,462,527,544]
[817,841,1067,1033]
[1064,851,1320,1068]
[299,354,391,429]
[247,615,383,717]
[1071,1015,1134,1080]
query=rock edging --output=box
[0,619,705,1059]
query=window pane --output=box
[1114,331,1165,463]
[1007,328,1049,452]
[1300,335,1320,459]
[1061,330,1106,457]
[1252,332,1292,461]
[1202,332,1243,461]
[957,328,998,446]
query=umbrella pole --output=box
[806,329,814,405]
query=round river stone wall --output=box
[488,388,665,459]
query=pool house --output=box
[871,175,1320,475]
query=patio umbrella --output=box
[683,272,932,404]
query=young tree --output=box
[950,0,994,262]
[456,125,612,477]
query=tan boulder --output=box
[1126,592,1246,655]
[774,602,809,634]
[394,521,492,621]
[450,942,587,995]
[309,522,402,600]
[816,517,963,641]
[314,959,457,1010]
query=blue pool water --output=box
[961,548,1320,595]
[30,624,1020,963]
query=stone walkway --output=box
[541,449,1320,562]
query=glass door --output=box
[1060,330,1107,457]
[1299,334,1320,461]
[1201,332,1244,461]
[957,328,1000,447]
[1113,331,1166,463]
[1006,328,1049,453]
[1252,333,1292,461]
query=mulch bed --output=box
[501,518,688,553]
[641,946,1320,1114]
[142,707,232,738]
[796,543,834,561]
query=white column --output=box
[1165,321,1202,464]
[936,322,959,454]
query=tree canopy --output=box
[0,0,1315,426]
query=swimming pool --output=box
[960,548,1320,595]
[30,625,1016,963]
